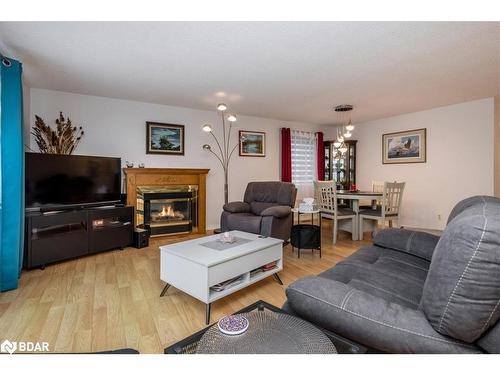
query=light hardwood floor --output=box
[0,220,371,353]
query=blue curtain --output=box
[0,56,24,292]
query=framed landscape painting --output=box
[239,131,266,157]
[382,128,426,164]
[146,122,185,155]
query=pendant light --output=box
[333,104,355,140]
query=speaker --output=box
[133,228,149,249]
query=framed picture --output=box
[146,122,185,155]
[239,131,266,157]
[382,128,426,164]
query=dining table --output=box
[335,190,383,240]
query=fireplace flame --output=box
[159,205,175,218]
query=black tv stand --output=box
[24,205,134,269]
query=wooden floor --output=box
[0,220,370,353]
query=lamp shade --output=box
[202,124,212,132]
[227,114,237,122]
[202,144,211,150]
[217,103,227,111]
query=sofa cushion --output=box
[286,276,480,353]
[446,195,499,224]
[477,322,500,353]
[319,246,429,309]
[222,212,262,234]
[422,196,500,343]
[373,228,440,261]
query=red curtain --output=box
[281,128,292,182]
[316,131,325,181]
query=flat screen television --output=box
[25,152,121,210]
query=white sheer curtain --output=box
[291,130,317,202]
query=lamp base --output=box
[213,228,222,234]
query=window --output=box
[291,130,317,196]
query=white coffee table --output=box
[159,231,284,324]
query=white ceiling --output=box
[1,22,499,125]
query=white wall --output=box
[29,89,319,229]
[323,98,494,230]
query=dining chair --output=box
[314,181,357,244]
[372,180,384,193]
[358,181,405,240]
[359,180,385,209]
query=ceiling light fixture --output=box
[330,104,356,159]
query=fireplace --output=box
[137,185,198,236]
[123,168,209,236]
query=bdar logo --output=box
[1,339,17,354]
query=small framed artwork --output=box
[146,122,185,155]
[382,128,426,164]
[239,131,266,157]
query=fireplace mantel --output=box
[123,168,210,235]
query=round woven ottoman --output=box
[196,310,337,354]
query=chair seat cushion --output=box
[338,208,356,216]
[223,212,262,234]
[322,208,355,216]
[359,208,397,217]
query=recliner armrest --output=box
[223,201,250,213]
[373,228,440,261]
[260,205,291,218]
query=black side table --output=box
[291,208,322,258]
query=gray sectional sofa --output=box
[284,196,500,353]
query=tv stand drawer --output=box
[32,210,87,227]
[29,230,88,268]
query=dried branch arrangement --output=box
[32,112,84,154]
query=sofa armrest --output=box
[260,205,291,218]
[223,201,250,213]
[286,276,479,353]
[372,228,440,261]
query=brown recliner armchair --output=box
[220,181,297,241]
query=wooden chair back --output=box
[372,180,384,193]
[381,181,405,217]
[314,180,338,215]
